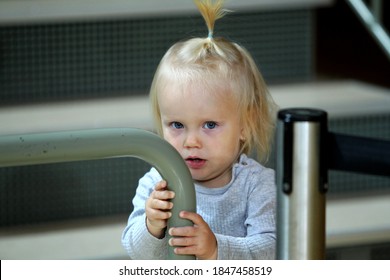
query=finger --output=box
[150,198,173,210]
[146,208,172,226]
[173,245,197,256]
[148,207,172,218]
[146,196,173,213]
[168,226,196,237]
[179,211,204,225]
[154,180,167,191]
[152,190,175,201]
[152,181,175,200]
[169,236,196,247]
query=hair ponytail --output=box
[194,0,228,40]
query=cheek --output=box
[162,130,181,150]
[221,135,242,156]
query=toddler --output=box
[122,0,277,260]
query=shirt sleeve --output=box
[121,168,168,259]
[215,168,276,260]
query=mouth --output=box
[185,157,206,169]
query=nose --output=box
[184,131,202,149]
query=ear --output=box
[240,127,246,142]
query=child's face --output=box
[158,82,244,188]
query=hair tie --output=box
[208,31,213,39]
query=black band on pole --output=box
[328,132,390,177]
[278,108,329,194]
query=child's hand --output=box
[168,211,218,260]
[145,180,175,238]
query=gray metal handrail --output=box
[346,0,390,60]
[0,127,196,260]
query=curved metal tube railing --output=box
[0,128,196,260]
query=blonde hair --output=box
[150,0,277,163]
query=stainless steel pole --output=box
[276,108,328,259]
[0,128,196,260]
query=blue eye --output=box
[204,121,217,129]
[171,122,184,129]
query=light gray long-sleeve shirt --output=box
[121,154,276,260]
